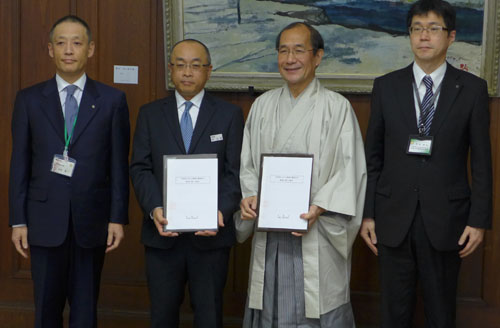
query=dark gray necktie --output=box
[64,85,78,137]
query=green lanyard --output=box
[63,114,78,158]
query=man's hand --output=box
[240,196,257,220]
[153,207,179,237]
[360,218,378,255]
[195,211,224,237]
[458,226,485,258]
[11,226,29,258]
[292,205,325,237]
[106,223,125,253]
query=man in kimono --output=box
[236,22,367,327]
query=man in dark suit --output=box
[130,39,244,328]
[360,0,492,327]
[9,15,130,328]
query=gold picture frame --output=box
[164,0,500,95]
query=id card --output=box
[51,154,76,177]
[407,135,433,156]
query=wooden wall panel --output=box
[483,98,500,307]
[19,0,70,88]
[1,0,500,327]
[0,0,18,280]
[0,0,33,308]
[94,0,153,285]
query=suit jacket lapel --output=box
[189,93,216,153]
[395,64,420,134]
[41,78,65,143]
[429,63,461,136]
[162,96,186,153]
[71,78,100,145]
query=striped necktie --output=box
[420,75,435,135]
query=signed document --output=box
[163,154,218,232]
[257,154,313,232]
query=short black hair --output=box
[275,22,324,55]
[407,0,456,33]
[49,15,92,42]
[171,39,212,65]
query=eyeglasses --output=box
[277,47,314,58]
[409,25,449,35]
[169,62,210,71]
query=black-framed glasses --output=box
[409,25,449,35]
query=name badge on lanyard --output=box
[51,111,78,177]
[51,154,76,177]
[407,135,433,156]
[406,76,441,157]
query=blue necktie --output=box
[181,101,194,152]
[64,85,78,139]
[420,75,435,135]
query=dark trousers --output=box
[30,223,106,328]
[145,234,230,328]
[378,207,461,328]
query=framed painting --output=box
[164,0,500,95]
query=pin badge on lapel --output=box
[456,85,459,89]
[210,134,223,142]
[91,105,96,109]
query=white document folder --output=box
[256,154,313,232]
[163,154,218,232]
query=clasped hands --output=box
[240,196,325,236]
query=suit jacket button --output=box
[414,187,419,192]
[421,158,426,163]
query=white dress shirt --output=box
[175,89,205,127]
[56,73,86,116]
